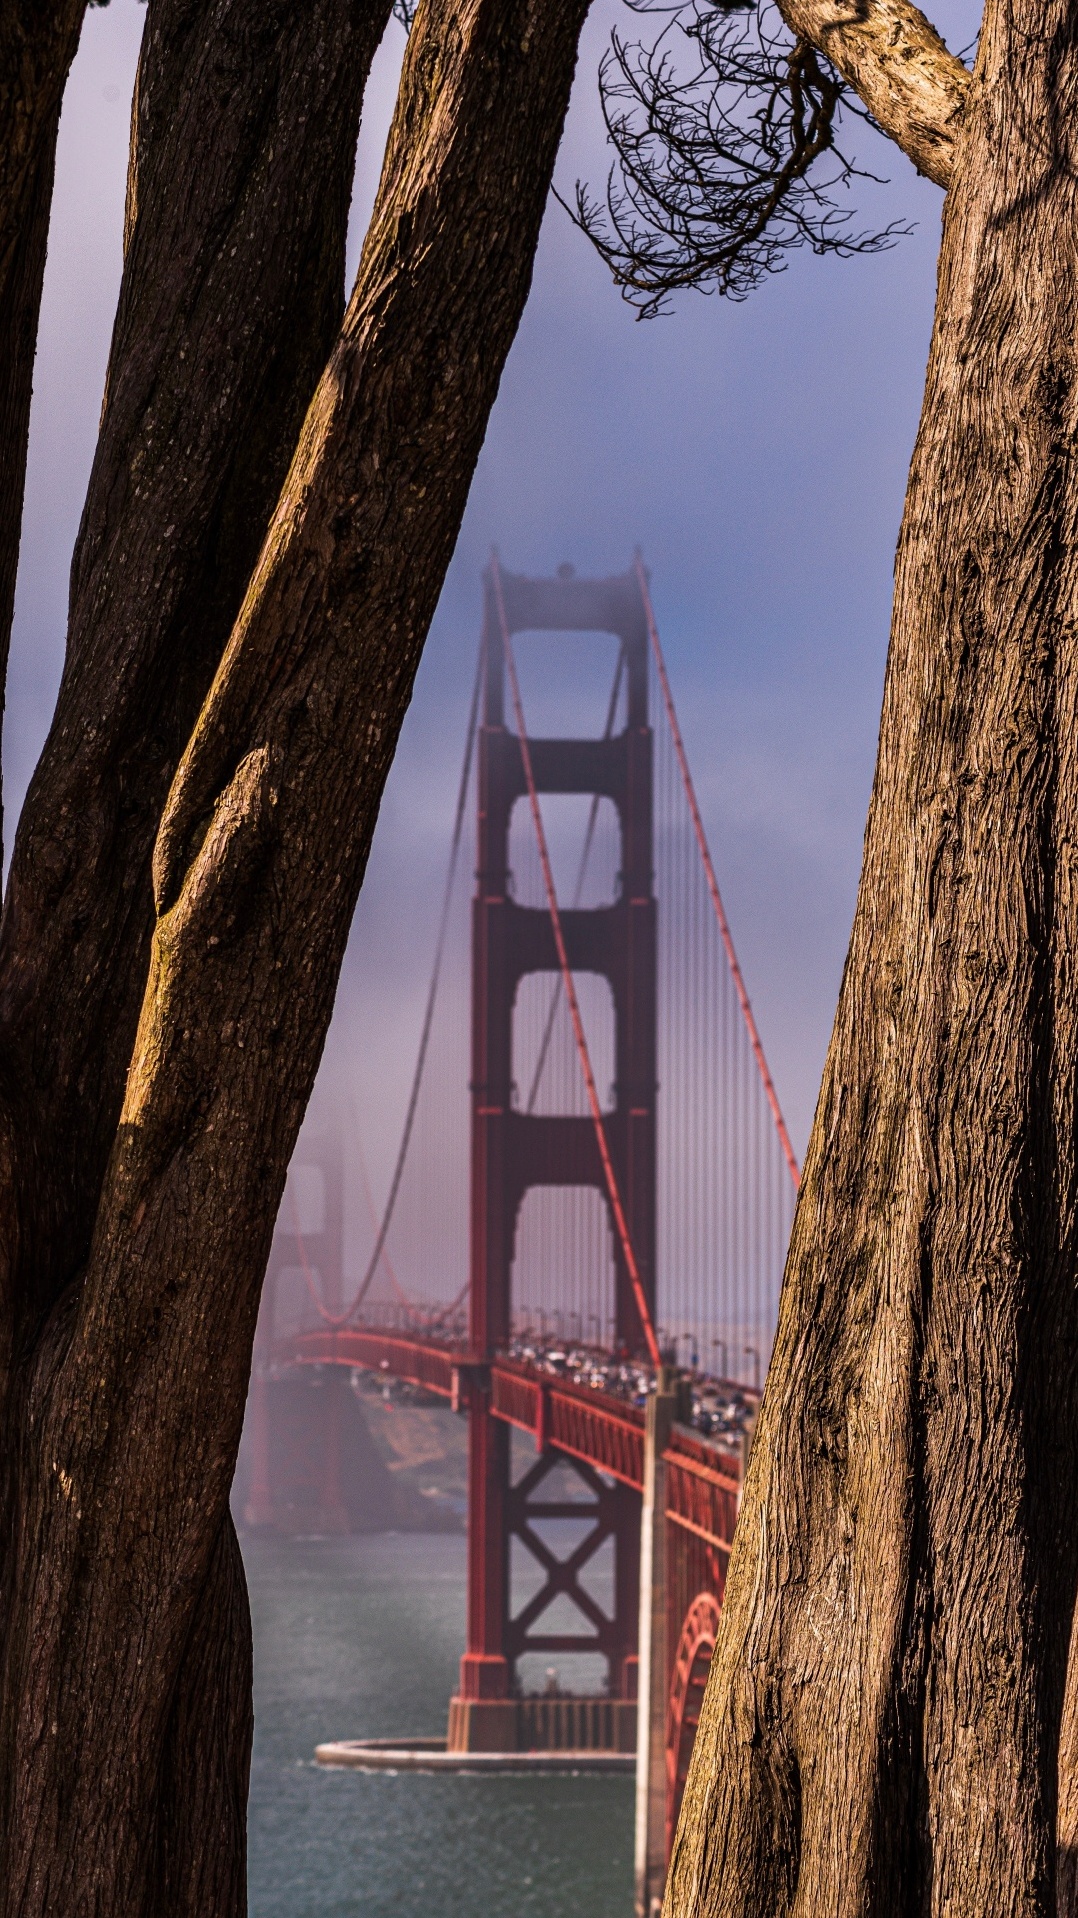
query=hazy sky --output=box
[10,0,979,1273]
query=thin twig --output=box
[565,0,909,314]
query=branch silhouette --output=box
[569,0,909,314]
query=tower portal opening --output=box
[512,967,617,1119]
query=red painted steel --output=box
[542,1380,645,1490]
[492,557,661,1368]
[282,1327,650,1484]
[464,563,660,1703]
[461,1389,512,1699]
[279,1327,741,1566]
[665,1592,722,1857]
[663,1427,740,1556]
[506,1450,638,1687]
[252,558,795,1828]
[279,1323,740,1824]
[276,1327,459,1398]
[263,565,782,1808]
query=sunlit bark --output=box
[669,4,1078,1912]
[778,0,969,186]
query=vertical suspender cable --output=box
[635,551,800,1195]
[525,647,625,1114]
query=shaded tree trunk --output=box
[0,0,86,280]
[0,0,89,859]
[0,0,592,1907]
[668,3,1078,1913]
[0,0,393,1369]
[0,113,56,868]
[0,3,392,1901]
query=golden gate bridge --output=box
[241,556,799,1914]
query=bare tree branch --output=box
[574,0,971,312]
[777,0,970,188]
[572,6,909,311]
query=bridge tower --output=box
[452,564,657,1749]
[243,1128,350,1534]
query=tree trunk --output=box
[0,0,85,287]
[0,6,392,1902]
[0,0,592,1906]
[150,1514,253,1918]
[668,4,1078,1913]
[0,0,393,1373]
[0,112,56,871]
[0,0,89,859]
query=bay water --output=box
[243,1531,634,1917]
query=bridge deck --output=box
[275,1329,740,1557]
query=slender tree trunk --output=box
[668,4,1078,1913]
[0,0,392,1371]
[0,112,56,870]
[0,0,592,1905]
[0,0,391,1902]
[0,0,85,283]
[0,0,89,862]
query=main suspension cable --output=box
[338,634,485,1324]
[525,643,626,1113]
[492,555,661,1368]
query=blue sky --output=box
[9,0,979,1269]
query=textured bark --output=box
[0,0,85,292]
[0,0,390,1904]
[669,3,1078,1914]
[777,0,969,187]
[0,0,391,1376]
[0,0,591,1906]
[150,1514,253,1918]
[0,0,89,859]
[0,112,57,871]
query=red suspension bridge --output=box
[241,559,799,1914]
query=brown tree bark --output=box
[0,0,392,1901]
[0,0,592,1906]
[668,2,1078,1913]
[0,0,85,287]
[0,0,393,1374]
[0,0,89,860]
[775,0,969,187]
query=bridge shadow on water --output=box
[243,1530,634,1918]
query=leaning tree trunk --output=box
[0,0,592,1907]
[668,4,1078,1914]
[0,0,88,858]
[0,0,392,1901]
[0,0,393,1377]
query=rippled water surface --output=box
[243,1532,634,1918]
